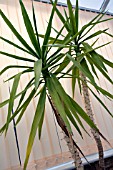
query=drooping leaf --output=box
[67,53,96,86]
[72,66,79,97]
[86,54,99,79]
[0,79,34,108]
[38,109,45,139]
[24,86,46,169]
[16,88,36,125]
[47,77,72,134]
[16,78,34,110]
[51,74,90,135]
[5,73,21,135]
[82,42,107,72]
[68,95,98,130]
[87,55,113,85]
[64,105,83,137]
[88,80,113,100]
[99,55,113,68]
[80,58,95,83]
[88,87,113,118]
[34,59,42,90]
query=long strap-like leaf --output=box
[0,51,35,63]
[0,9,38,58]
[24,86,46,169]
[19,0,41,58]
[42,0,57,58]
[5,73,21,135]
[47,77,72,134]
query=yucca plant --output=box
[0,0,104,169]
[51,0,113,169]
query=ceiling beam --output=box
[100,0,110,12]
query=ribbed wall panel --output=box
[0,1,113,169]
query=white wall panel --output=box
[0,0,113,170]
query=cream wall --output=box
[0,0,113,170]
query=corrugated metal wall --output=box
[0,0,113,169]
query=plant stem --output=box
[48,95,83,170]
[80,72,105,170]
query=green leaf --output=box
[4,68,33,82]
[82,42,109,72]
[80,58,95,82]
[24,86,46,169]
[90,51,107,72]
[0,79,34,108]
[50,0,70,32]
[34,59,42,90]
[38,109,45,139]
[0,51,35,62]
[87,55,113,85]
[5,73,21,135]
[19,0,41,58]
[47,77,72,134]
[51,74,89,135]
[16,88,36,125]
[87,56,99,79]
[0,36,33,55]
[67,53,96,86]
[99,55,113,68]
[78,12,105,40]
[54,55,70,75]
[78,12,104,40]
[0,65,33,76]
[42,0,57,58]
[32,2,41,57]
[68,95,98,130]
[47,19,70,53]
[67,0,77,36]
[64,105,83,137]
[91,38,99,47]
[88,87,113,118]
[72,67,78,97]
[0,9,38,57]
[39,33,62,42]
[0,87,35,134]
[46,53,65,69]
[64,9,70,30]
[88,80,113,100]
[81,29,108,42]
[16,78,34,110]
[46,32,71,64]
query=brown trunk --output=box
[80,72,105,170]
[48,95,83,170]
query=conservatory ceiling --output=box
[36,0,113,14]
